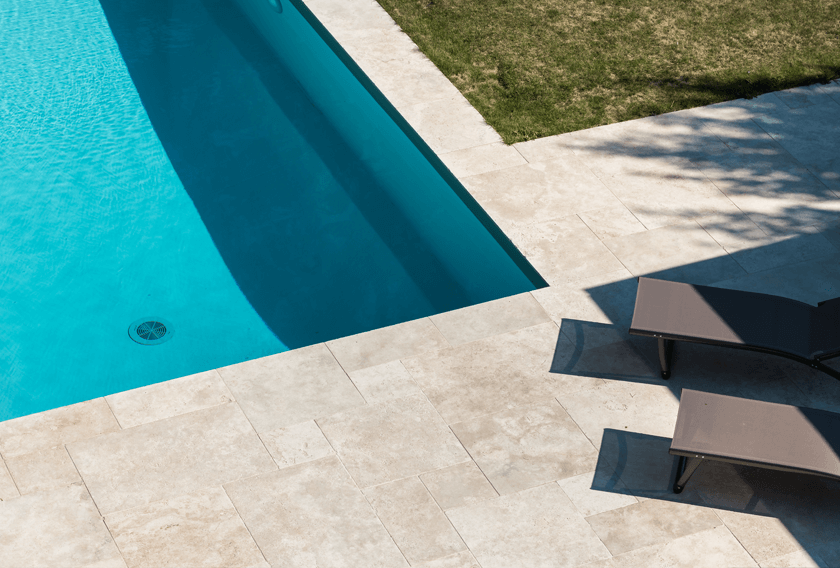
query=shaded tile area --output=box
[68,403,276,514]
[404,322,600,425]
[105,370,233,429]
[327,318,449,372]
[429,292,551,347]
[105,486,267,568]
[0,483,126,568]
[451,401,598,495]
[0,399,120,459]
[365,477,465,564]
[5,446,81,495]
[447,483,610,568]
[259,420,334,469]
[318,395,468,488]
[420,461,498,510]
[224,456,408,568]
[218,344,365,433]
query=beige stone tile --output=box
[512,132,576,163]
[439,142,528,178]
[714,509,805,565]
[105,486,267,568]
[691,150,840,235]
[608,110,732,161]
[0,457,19,501]
[414,550,481,568]
[347,360,424,403]
[218,344,365,433]
[403,322,601,425]
[579,205,648,240]
[725,229,838,274]
[602,220,746,285]
[694,206,771,253]
[6,446,81,495]
[775,83,837,109]
[761,549,825,568]
[598,162,736,230]
[224,456,408,568]
[318,395,468,488]
[365,476,465,564]
[506,215,627,286]
[446,483,610,568]
[399,96,502,154]
[450,401,598,495]
[67,403,276,515]
[105,370,234,429]
[530,268,637,328]
[259,420,334,469]
[0,398,120,459]
[559,381,680,451]
[585,498,722,555]
[429,292,551,347]
[598,525,757,568]
[420,460,498,510]
[564,129,692,179]
[460,157,624,229]
[303,0,398,33]
[342,27,462,108]
[326,317,449,373]
[557,466,638,517]
[0,482,126,568]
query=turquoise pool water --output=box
[0,0,543,420]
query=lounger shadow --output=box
[629,277,840,381]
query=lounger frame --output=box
[628,277,840,381]
[669,389,840,493]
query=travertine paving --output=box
[2,0,840,566]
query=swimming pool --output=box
[0,0,544,420]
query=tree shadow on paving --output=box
[591,429,840,565]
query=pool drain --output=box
[129,317,174,345]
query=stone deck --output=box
[3,0,840,566]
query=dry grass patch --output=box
[375,0,840,142]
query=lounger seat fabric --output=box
[671,389,840,480]
[629,277,840,379]
[630,278,816,357]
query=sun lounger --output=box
[629,277,840,380]
[670,389,840,493]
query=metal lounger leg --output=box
[673,455,702,494]
[812,360,840,382]
[658,338,674,379]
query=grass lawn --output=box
[375,0,840,143]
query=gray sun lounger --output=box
[629,277,840,381]
[670,389,840,493]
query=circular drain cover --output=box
[129,317,174,345]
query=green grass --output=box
[374,0,840,143]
